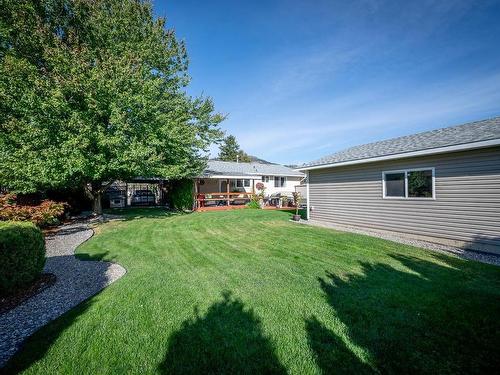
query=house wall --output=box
[198,178,260,194]
[198,176,303,195]
[198,179,220,194]
[260,176,303,196]
[308,146,500,254]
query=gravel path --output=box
[0,222,126,367]
[302,220,500,266]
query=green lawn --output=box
[5,209,500,374]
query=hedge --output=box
[169,179,194,210]
[0,221,46,294]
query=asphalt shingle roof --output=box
[303,117,500,168]
[201,160,304,177]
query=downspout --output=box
[306,171,310,220]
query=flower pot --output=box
[259,199,265,209]
[292,214,301,221]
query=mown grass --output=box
[5,209,500,374]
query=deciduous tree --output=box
[0,0,223,214]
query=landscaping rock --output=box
[303,220,500,266]
[0,222,126,367]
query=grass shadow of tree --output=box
[158,291,286,375]
[2,298,94,374]
[103,207,184,221]
[305,316,373,374]
[307,253,500,374]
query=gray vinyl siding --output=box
[308,146,500,253]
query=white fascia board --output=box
[198,175,261,179]
[297,138,500,171]
[200,173,304,178]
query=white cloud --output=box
[210,0,500,164]
[235,70,500,164]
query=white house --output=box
[195,160,304,208]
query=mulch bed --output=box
[0,273,57,315]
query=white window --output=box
[382,168,435,199]
[233,179,250,188]
[274,176,286,188]
[261,176,270,183]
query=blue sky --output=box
[155,0,500,165]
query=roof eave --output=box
[199,173,304,178]
[297,138,500,171]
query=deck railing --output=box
[196,192,254,208]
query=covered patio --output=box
[194,160,304,211]
[194,177,257,209]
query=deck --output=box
[195,192,295,212]
[195,205,294,212]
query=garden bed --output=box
[0,273,56,315]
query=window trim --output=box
[274,176,286,188]
[382,167,435,200]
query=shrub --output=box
[170,180,194,210]
[0,194,65,227]
[255,182,266,200]
[0,221,46,294]
[246,199,261,209]
[281,196,289,207]
[46,187,92,214]
[292,192,302,215]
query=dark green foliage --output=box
[46,187,92,214]
[0,0,223,213]
[218,135,251,162]
[0,221,46,294]
[169,179,194,210]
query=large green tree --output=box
[0,0,223,214]
[218,135,251,162]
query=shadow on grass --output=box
[75,251,114,262]
[158,291,286,375]
[2,223,122,372]
[307,253,500,374]
[278,208,307,220]
[306,316,373,374]
[103,207,185,221]
[2,297,94,374]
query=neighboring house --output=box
[196,160,304,207]
[298,117,500,254]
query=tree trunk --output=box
[85,181,112,216]
[92,192,103,215]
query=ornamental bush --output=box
[169,180,194,211]
[246,199,261,209]
[0,221,46,294]
[0,194,65,227]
